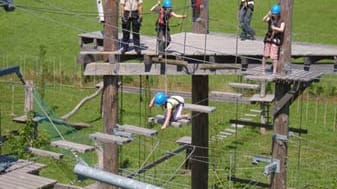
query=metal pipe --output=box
[74,162,164,189]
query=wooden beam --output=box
[89,132,132,145]
[176,136,191,145]
[199,64,240,70]
[209,91,242,98]
[117,124,158,137]
[271,82,308,116]
[184,103,215,113]
[50,140,94,153]
[229,82,260,90]
[27,147,64,160]
[152,57,188,67]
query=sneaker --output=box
[135,49,141,55]
[121,47,128,54]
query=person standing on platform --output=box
[239,0,255,40]
[120,0,143,54]
[150,0,187,58]
[149,92,189,130]
[262,4,285,74]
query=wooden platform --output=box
[244,66,323,82]
[0,171,57,189]
[79,31,337,76]
[50,140,94,153]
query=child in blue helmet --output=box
[262,4,285,74]
[150,0,187,58]
[149,92,189,130]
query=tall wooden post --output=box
[271,0,293,188]
[101,0,119,189]
[191,0,208,34]
[191,76,209,189]
[278,0,293,73]
[271,82,290,189]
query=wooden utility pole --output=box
[191,0,208,34]
[271,0,293,188]
[191,1,209,188]
[278,0,293,73]
[191,76,209,189]
[101,0,119,189]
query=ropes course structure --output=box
[1,0,337,189]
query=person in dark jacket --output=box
[239,0,255,40]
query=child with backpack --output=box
[150,0,187,58]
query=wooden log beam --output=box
[199,64,240,70]
[184,103,216,113]
[271,82,308,116]
[152,57,188,67]
[89,132,132,145]
[27,147,63,160]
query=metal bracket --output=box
[272,133,288,142]
[252,155,280,176]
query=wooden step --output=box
[51,140,94,153]
[210,91,242,98]
[229,82,260,90]
[219,131,232,136]
[249,94,275,103]
[224,128,236,133]
[148,115,190,128]
[245,113,258,117]
[27,147,63,160]
[184,103,216,113]
[176,136,191,145]
[117,124,158,137]
[250,109,263,113]
[231,124,245,128]
[89,132,132,145]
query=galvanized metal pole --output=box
[74,163,164,189]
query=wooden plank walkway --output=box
[244,66,323,82]
[50,140,95,153]
[0,171,57,189]
[80,32,337,76]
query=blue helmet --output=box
[163,0,172,8]
[154,92,168,106]
[271,4,281,15]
